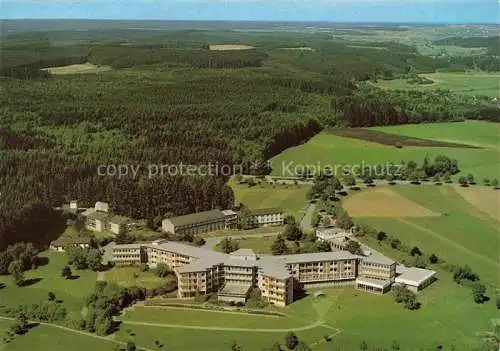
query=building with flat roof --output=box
[81,202,132,235]
[162,209,226,236]
[395,267,436,292]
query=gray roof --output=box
[81,208,96,217]
[396,267,436,286]
[230,248,257,257]
[258,256,291,280]
[148,241,226,261]
[221,210,238,216]
[164,209,225,226]
[278,251,362,264]
[359,244,396,266]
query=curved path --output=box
[0,316,155,351]
[118,319,328,333]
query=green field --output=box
[374,72,500,97]
[112,276,497,351]
[0,251,96,313]
[270,125,499,183]
[346,184,499,286]
[370,120,500,149]
[213,234,309,255]
[0,320,117,351]
[229,179,311,221]
[105,266,173,289]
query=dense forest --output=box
[0,27,498,249]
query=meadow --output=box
[0,251,96,313]
[370,120,500,149]
[112,274,497,351]
[270,122,499,183]
[105,266,172,289]
[346,184,499,286]
[229,179,311,221]
[0,320,117,351]
[214,235,309,254]
[374,72,500,97]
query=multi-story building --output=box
[247,208,284,227]
[221,210,239,229]
[355,249,397,295]
[162,210,226,236]
[105,237,434,306]
[82,202,132,235]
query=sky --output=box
[1,0,499,23]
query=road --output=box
[300,203,316,233]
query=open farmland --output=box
[270,127,499,182]
[41,63,111,75]
[343,187,440,217]
[370,120,500,149]
[374,72,500,97]
[229,178,311,221]
[349,185,499,285]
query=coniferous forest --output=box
[0,22,499,249]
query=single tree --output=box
[429,254,439,264]
[271,236,288,256]
[359,340,368,351]
[391,340,401,351]
[48,292,56,301]
[458,176,468,186]
[126,341,136,351]
[345,240,363,255]
[8,260,24,287]
[410,246,422,256]
[483,177,490,186]
[467,173,475,184]
[496,295,500,309]
[193,236,206,246]
[61,265,72,279]
[492,178,499,189]
[376,231,387,242]
[472,283,487,304]
[285,332,299,350]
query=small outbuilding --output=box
[395,267,436,292]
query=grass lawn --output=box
[106,266,172,289]
[0,251,96,313]
[373,72,500,98]
[347,184,500,286]
[229,178,311,221]
[370,120,500,149]
[118,306,304,329]
[115,323,332,351]
[215,235,310,255]
[0,322,117,351]
[270,128,499,183]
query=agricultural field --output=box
[370,120,500,149]
[374,72,500,97]
[229,178,311,221]
[105,266,173,289]
[270,123,500,183]
[0,251,97,313]
[347,184,499,286]
[41,63,111,75]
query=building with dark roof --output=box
[161,209,226,235]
